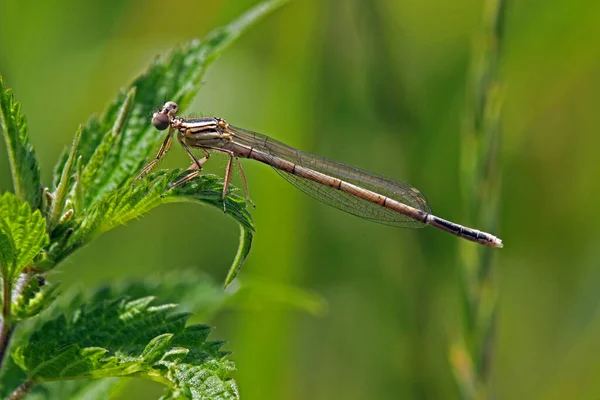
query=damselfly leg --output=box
[220,151,254,212]
[134,128,174,181]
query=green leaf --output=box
[1,273,223,398]
[0,75,42,209]
[0,229,14,270]
[2,270,323,399]
[48,171,254,283]
[0,192,49,278]
[12,296,238,399]
[159,362,239,400]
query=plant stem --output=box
[0,272,31,370]
[451,0,505,398]
[0,273,13,370]
[7,379,34,400]
[0,319,14,371]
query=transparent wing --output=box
[229,125,431,228]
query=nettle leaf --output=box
[1,271,323,399]
[0,229,14,270]
[12,296,238,399]
[160,361,239,400]
[1,273,222,398]
[0,75,42,209]
[0,192,49,278]
[48,170,254,283]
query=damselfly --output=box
[136,101,503,248]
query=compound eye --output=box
[152,111,170,130]
[164,101,179,116]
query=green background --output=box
[1,0,599,399]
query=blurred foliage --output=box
[1,0,600,399]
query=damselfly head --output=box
[152,111,170,130]
[152,101,179,130]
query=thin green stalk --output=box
[451,0,506,399]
